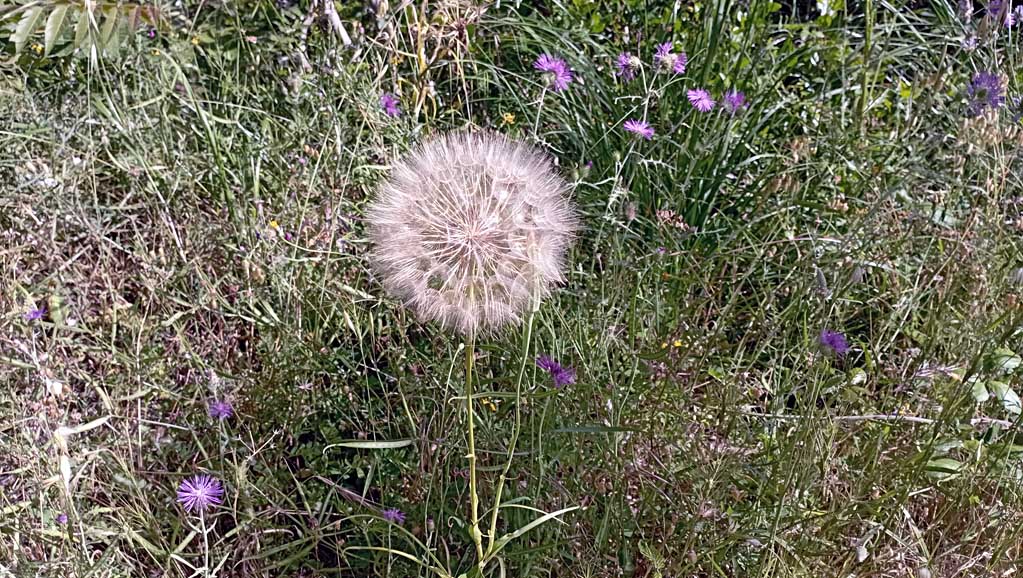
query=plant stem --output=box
[465,334,484,564]
[201,511,210,578]
[533,87,547,138]
[485,307,535,557]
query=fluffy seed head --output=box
[367,131,578,335]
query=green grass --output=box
[2,0,1023,576]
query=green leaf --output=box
[74,8,92,50]
[988,381,1021,415]
[44,5,69,56]
[485,506,578,561]
[13,6,45,53]
[324,439,414,450]
[990,348,1022,374]
[970,378,989,403]
[925,457,964,480]
[549,425,642,434]
[99,7,117,48]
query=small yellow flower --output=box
[673,339,682,348]
[501,112,516,126]
[660,342,668,349]
[481,398,498,412]
[269,219,280,230]
[191,36,200,46]
[150,49,161,56]
[30,43,43,55]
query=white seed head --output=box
[367,131,578,335]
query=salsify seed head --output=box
[367,131,578,335]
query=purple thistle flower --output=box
[208,399,233,420]
[24,306,46,321]
[653,41,687,74]
[176,474,224,514]
[967,71,1004,114]
[536,355,576,388]
[819,329,850,356]
[723,89,747,113]
[687,88,715,112]
[382,508,406,524]
[623,119,655,140]
[654,42,673,64]
[533,54,573,92]
[56,513,68,524]
[380,93,401,117]
[615,52,640,81]
[672,53,688,74]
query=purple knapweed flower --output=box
[672,53,688,74]
[615,52,640,81]
[623,119,655,140]
[382,508,406,524]
[176,474,224,514]
[208,399,233,420]
[723,89,747,113]
[687,88,715,112]
[653,42,687,74]
[533,54,573,91]
[967,71,1004,114]
[536,355,576,388]
[819,329,850,356]
[56,513,68,524]
[24,306,46,321]
[1005,5,1023,25]
[380,93,400,117]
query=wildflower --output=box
[24,306,46,321]
[30,43,43,55]
[623,119,655,140]
[533,54,573,91]
[269,219,280,230]
[147,28,156,39]
[673,339,682,347]
[176,474,224,514]
[1006,6,1023,25]
[380,93,401,117]
[723,89,747,113]
[501,112,516,125]
[208,399,233,420]
[536,355,576,388]
[687,88,715,112]
[191,37,200,46]
[819,329,850,356]
[655,247,666,255]
[672,53,688,74]
[654,42,674,66]
[615,52,641,81]
[56,513,68,524]
[653,42,687,74]
[382,508,406,524]
[245,35,258,43]
[967,71,1004,114]
[366,132,578,335]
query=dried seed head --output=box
[367,131,578,335]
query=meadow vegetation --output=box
[2,0,1023,576]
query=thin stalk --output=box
[465,334,484,563]
[485,307,536,556]
[533,87,547,137]
[858,0,873,133]
[201,511,210,578]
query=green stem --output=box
[465,335,484,564]
[858,0,873,133]
[485,308,536,557]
